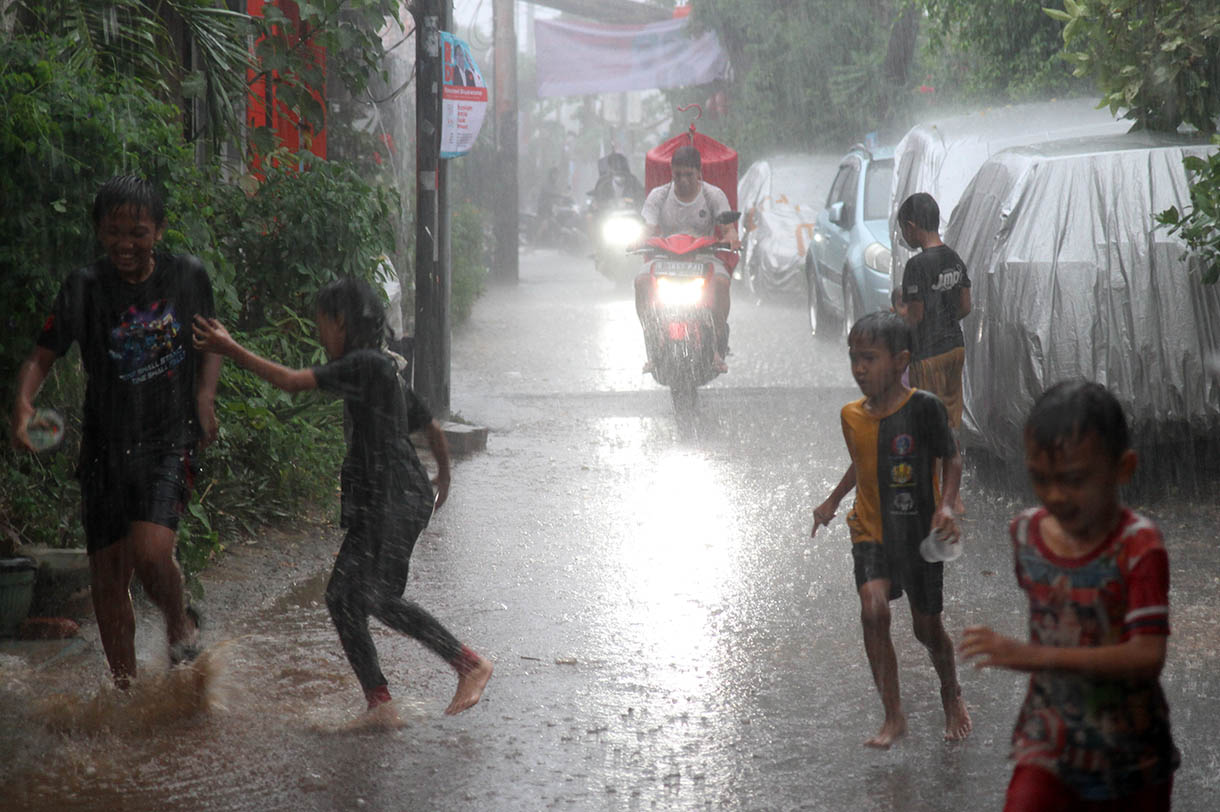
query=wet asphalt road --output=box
[3,248,1219,811]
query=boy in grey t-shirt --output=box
[634,145,740,373]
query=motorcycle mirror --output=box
[716,211,741,226]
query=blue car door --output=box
[813,157,859,317]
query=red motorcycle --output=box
[637,214,739,414]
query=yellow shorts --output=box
[909,346,965,428]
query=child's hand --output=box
[433,470,451,510]
[10,400,35,453]
[192,316,235,356]
[931,505,959,542]
[959,626,1027,671]
[811,498,838,537]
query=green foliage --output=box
[9,0,254,150]
[687,0,915,158]
[917,0,1088,100]
[1157,137,1220,284]
[214,151,398,328]
[451,203,489,324]
[1046,0,1220,134]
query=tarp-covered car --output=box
[946,132,1220,471]
[890,100,1129,283]
[737,154,839,298]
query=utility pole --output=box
[492,0,518,284]
[413,0,453,414]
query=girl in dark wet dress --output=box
[193,278,492,719]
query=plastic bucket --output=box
[0,558,37,637]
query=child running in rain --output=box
[960,381,1178,810]
[811,311,971,748]
[192,278,492,720]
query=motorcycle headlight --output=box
[602,216,644,246]
[864,241,892,275]
[655,276,705,306]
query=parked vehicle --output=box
[637,217,739,415]
[520,193,586,254]
[946,132,1220,483]
[737,154,838,299]
[804,144,894,337]
[889,99,1129,285]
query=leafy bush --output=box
[452,203,489,324]
[1157,138,1220,284]
[212,152,399,329]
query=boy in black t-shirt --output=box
[10,176,221,687]
[898,192,971,513]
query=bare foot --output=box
[344,700,406,731]
[942,686,972,741]
[444,657,493,715]
[712,355,728,374]
[864,715,907,749]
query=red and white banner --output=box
[535,17,729,98]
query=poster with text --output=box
[441,33,487,159]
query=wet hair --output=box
[1025,380,1129,461]
[315,277,387,354]
[92,175,166,227]
[897,192,939,233]
[847,311,912,356]
[672,145,702,172]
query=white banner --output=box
[535,17,729,98]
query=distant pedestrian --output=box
[811,311,971,748]
[960,381,1178,811]
[9,175,218,688]
[898,192,970,513]
[192,278,492,720]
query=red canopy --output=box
[645,130,738,211]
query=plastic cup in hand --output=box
[25,408,64,453]
[919,527,962,563]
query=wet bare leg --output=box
[859,581,906,748]
[128,521,194,648]
[445,656,493,715]
[89,542,138,687]
[911,608,972,741]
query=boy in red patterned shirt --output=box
[960,381,1178,811]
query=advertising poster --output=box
[441,32,487,159]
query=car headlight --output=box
[602,216,644,246]
[863,241,891,275]
[655,276,705,306]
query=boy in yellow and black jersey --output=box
[811,311,971,749]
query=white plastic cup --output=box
[25,408,64,453]
[919,527,962,563]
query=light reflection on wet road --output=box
[2,249,1218,810]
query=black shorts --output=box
[852,539,944,615]
[79,449,195,554]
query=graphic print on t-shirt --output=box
[108,299,185,385]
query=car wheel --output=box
[806,259,838,338]
[841,273,862,338]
